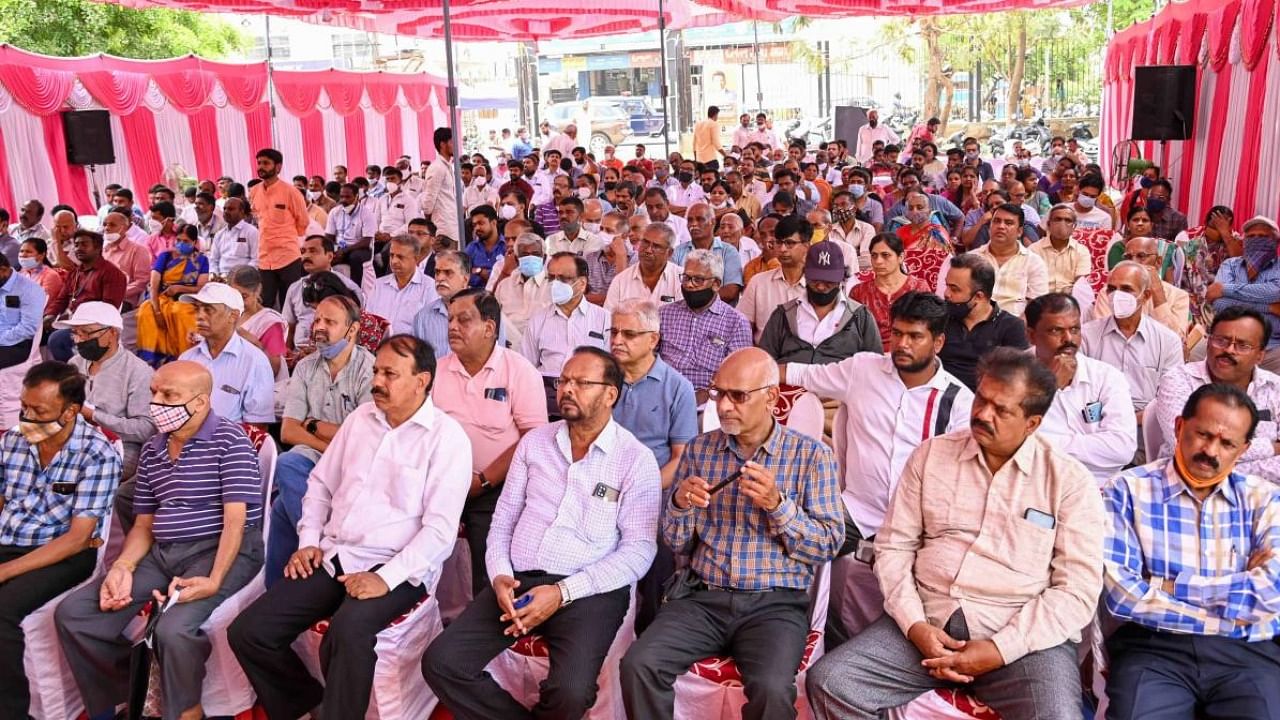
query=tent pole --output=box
[263,14,280,146]
[658,0,671,158]
[753,21,763,114]
[442,0,467,243]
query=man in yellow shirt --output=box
[693,106,726,171]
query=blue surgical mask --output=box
[1145,198,1167,214]
[317,337,349,360]
[518,255,545,278]
[175,241,195,255]
[17,257,39,270]
[848,183,866,200]
[550,279,574,305]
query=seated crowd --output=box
[1,120,1279,720]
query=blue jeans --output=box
[47,328,75,361]
[265,450,316,588]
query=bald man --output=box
[56,360,265,720]
[621,347,844,719]
[1092,235,1191,341]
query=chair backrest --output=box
[787,392,825,441]
[830,404,847,476]
[1141,400,1165,461]
[256,437,278,538]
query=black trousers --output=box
[337,247,373,288]
[1105,623,1280,720]
[635,539,675,633]
[227,558,427,720]
[461,488,501,595]
[261,259,305,310]
[620,587,810,720]
[0,544,96,720]
[422,571,630,720]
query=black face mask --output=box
[946,295,975,322]
[681,286,716,309]
[806,285,840,306]
[677,171,694,185]
[76,337,109,362]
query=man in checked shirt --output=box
[621,347,844,720]
[1102,383,1280,719]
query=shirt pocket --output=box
[382,465,426,515]
[578,494,621,542]
[1007,519,1057,577]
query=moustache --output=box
[1192,452,1219,470]
[1214,352,1238,365]
[371,387,389,398]
[971,419,995,435]
[1057,343,1078,353]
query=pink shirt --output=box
[431,346,548,473]
[144,231,176,261]
[102,237,152,306]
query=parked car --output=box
[591,95,666,136]
[543,101,632,155]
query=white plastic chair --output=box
[670,562,831,720]
[1141,400,1166,461]
[0,323,42,430]
[23,506,116,720]
[786,392,826,441]
[482,586,638,720]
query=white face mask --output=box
[475,176,487,187]
[1111,289,1139,319]
[576,187,592,200]
[385,182,399,194]
[146,218,162,234]
[1077,194,1097,209]
[583,222,601,234]
[103,232,121,244]
[498,205,518,221]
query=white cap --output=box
[179,282,244,312]
[1242,215,1280,235]
[52,301,123,330]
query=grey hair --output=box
[643,222,677,250]
[613,299,661,332]
[227,264,262,290]
[1049,203,1077,222]
[435,249,471,274]
[809,208,832,224]
[1111,260,1152,293]
[684,248,724,281]
[390,232,423,256]
[515,232,545,253]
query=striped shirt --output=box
[665,423,844,591]
[1103,458,1280,640]
[0,418,120,547]
[133,413,263,543]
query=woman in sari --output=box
[851,232,931,352]
[228,264,290,412]
[136,225,209,366]
[888,191,954,290]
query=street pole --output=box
[658,0,671,158]
[752,21,764,114]
[441,0,467,243]
[263,14,279,146]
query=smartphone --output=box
[513,594,533,610]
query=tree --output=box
[0,0,248,59]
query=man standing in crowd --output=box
[1030,204,1092,294]
[856,109,899,164]
[658,249,751,402]
[56,360,263,720]
[622,347,843,719]
[781,292,972,636]
[0,252,46,427]
[1102,384,1280,718]
[694,106,726,170]
[230,335,470,720]
[937,252,1031,389]
[177,283,275,425]
[282,236,363,350]
[521,253,610,416]
[365,233,439,336]
[1026,293,1137,483]
[208,198,260,277]
[249,148,310,308]
[266,295,372,584]
[421,128,460,244]
[807,348,1104,719]
[0,362,120,720]
[424,347,659,719]
[434,288,547,593]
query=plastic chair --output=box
[481,586,638,720]
[670,563,831,720]
[702,384,815,435]
[0,323,42,430]
[23,507,116,720]
[786,392,826,442]
[1141,400,1166,461]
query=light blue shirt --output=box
[672,238,744,288]
[0,269,45,348]
[1214,257,1280,347]
[611,356,698,470]
[411,296,508,358]
[178,332,275,423]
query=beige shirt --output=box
[1029,237,1092,295]
[875,431,1105,664]
[693,118,723,164]
[603,261,681,313]
[494,271,552,349]
[739,267,806,342]
[1091,280,1190,340]
[970,243,1050,318]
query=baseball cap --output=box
[53,301,123,330]
[804,241,846,284]
[179,282,244,312]
[1242,216,1279,235]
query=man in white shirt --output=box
[545,123,579,159]
[1027,292,1137,483]
[423,347,660,720]
[208,197,260,277]
[421,127,460,244]
[545,196,604,256]
[781,291,973,637]
[462,163,500,214]
[732,113,755,151]
[604,222,682,312]
[1072,173,1113,231]
[855,109,900,164]
[229,334,471,720]
[365,234,439,336]
[373,166,423,243]
[641,188,691,246]
[494,233,553,348]
[521,252,610,416]
[324,183,375,286]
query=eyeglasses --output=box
[1121,251,1157,262]
[774,238,806,248]
[679,273,715,286]
[553,377,613,390]
[636,239,670,252]
[608,328,654,340]
[1209,335,1259,353]
[707,385,775,404]
[547,274,579,284]
[70,326,109,342]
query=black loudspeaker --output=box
[833,106,869,149]
[1131,65,1196,141]
[61,110,116,165]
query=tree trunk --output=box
[1007,14,1027,119]
[920,18,943,122]
[940,73,955,129]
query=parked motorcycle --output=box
[1070,121,1094,141]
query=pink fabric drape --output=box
[0,65,75,115]
[1241,0,1277,70]
[187,106,223,182]
[152,68,216,114]
[417,109,436,162]
[272,72,324,116]
[77,70,150,115]
[384,109,403,162]
[1231,48,1271,219]
[298,111,327,179]
[217,70,269,111]
[343,111,367,177]
[119,109,165,200]
[366,75,401,114]
[0,124,16,214]
[39,113,92,212]
[244,102,273,157]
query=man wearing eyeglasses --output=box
[604,222,682,312]
[621,346,843,718]
[424,347,659,719]
[657,250,751,405]
[521,253,610,419]
[433,288,547,593]
[1091,235,1190,342]
[738,215,815,342]
[1152,307,1280,481]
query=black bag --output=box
[126,598,163,720]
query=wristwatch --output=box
[477,471,492,491]
[305,418,319,435]
[555,580,573,607]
